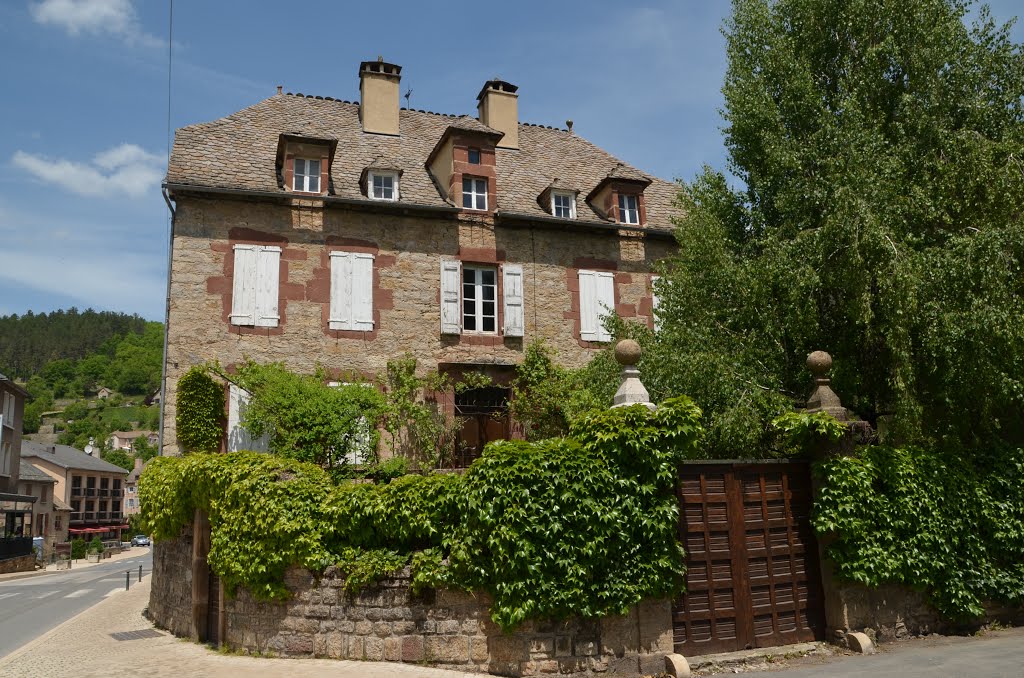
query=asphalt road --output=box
[0,548,153,660]
[745,627,1024,677]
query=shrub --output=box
[175,365,225,453]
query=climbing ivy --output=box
[813,445,1024,619]
[175,365,225,454]
[139,397,704,629]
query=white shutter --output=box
[353,253,375,331]
[578,270,598,341]
[227,383,269,453]
[651,275,661,332]
[254,246,281,327]
[329,252,354,330]
[502,264,524,337]
[230,245,257,325]
[440,259,462,334]
[595,272,615,342]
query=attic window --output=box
[463,177,488,210]
[552,191,576,219]
[369,171,398,201]
[468,148,481,164]
[293,158,321,193]
[618,194,639,225]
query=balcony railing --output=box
[83,512,96,520]
[70,487,84,497]
[70,512,83,523]
[109,490,123,498]
[110,512,123,520]
[84,488,96,497]
[96,511,108,520]
[99,489,110,497]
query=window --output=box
[230,244,281,327]
[578,270,616,342]
[462,266,497,333]
[293,158,321,193]
[552,191,576,219]
[227,383,270,453]
[1,392,13,424]
[55,516,62,530]
[617,194,639,224]
[468,148,481,164]
[329,251,375,331]
[369,172,398,201]
[462,177,487,210]
[440,261,524,336]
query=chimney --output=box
[477,79,519,149]
[358,58,402,136]
[134,457,144,473]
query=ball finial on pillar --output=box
[612,339,654,410]
[615,339,642,366]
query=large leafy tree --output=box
[654,0,1024,456]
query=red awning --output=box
[69,525,128,534]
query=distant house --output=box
[145,390,161,407]
[17,460,70,559]
[1,373,35,570]
[21,441,130,544]
[124,457,149,517]
[108,430,158,451]
[96,387,113,400]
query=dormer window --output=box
[552,191,576,219]
[618,194,639,224]
[293,158,321,193]
[463,177,488,210]
[468,148,481,164]
[369,171,398,201]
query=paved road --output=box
[0,548,152,660]
[745,627,1024,677]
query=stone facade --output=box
[149,532,673,676]
[0,554,35,574]
[161,195,673,455]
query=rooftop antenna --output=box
[404,87,413,109]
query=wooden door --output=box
[206,570,221,646]
[672,462,824,655]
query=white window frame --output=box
[230,245,281,328]
[551,191,576,219]
[651,275,662,332]
[618,193,640,225]
[462,265,498,334]
[293,157,321,193]
[329,251,375,332]
[578,269,616,342]
[368,171,398,201]
[462,177,488,211]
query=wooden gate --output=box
[673,461,825,655]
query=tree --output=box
[654,0,1024,456]
[102,448,135,471]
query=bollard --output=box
[126,570,130,591]
[139,565,143,582]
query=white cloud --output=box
[12,143,163,198]
[29,0,163,47]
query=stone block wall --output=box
[150,532,673,676]
[0,554,35,575]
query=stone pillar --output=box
[612,339,655,410]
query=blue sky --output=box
[0,1,1020,321]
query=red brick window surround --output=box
[565,258,632,348]
[440,247,523,344]
[306,237,395,341]
[280,139,331,196]
[451,140,497,213]
[207,228,306,337]
[612,189,647,225]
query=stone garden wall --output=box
[149,532,674,676]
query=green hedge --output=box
[140,396,703,628]
[814,446,1024,619]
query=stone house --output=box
[124,456,148,517]
[21,441,129,543]
[161,59,680,459]
[0,373,35,570]
[108,430,158,452]
[17,460,70,559]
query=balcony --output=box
[110,512,123,521]
[70,512,83,523]
[84,488,96,497]
[99,489,110,497]
[96,511,108,520]
[70,487,84,497]
[109,489,123,498]
[83,512,96,520]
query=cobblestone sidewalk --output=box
[0,579,477,677]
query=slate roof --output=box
[21,440,129,475]
[166,93,681,232]
[18,460,54,484]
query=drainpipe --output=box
[157,186,176,456]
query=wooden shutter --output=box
[595,272,615,342]
[254,246,281,328]
[502,264,524,337]
[578,270,598,341]
[440,259,462,335]
[329,252,354,330]
[352,253,375,331]
[230,245,257,325]
[227,384,269,453]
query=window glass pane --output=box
[463,177,473,192]
[468,148,481,164]
[482,269,495,286]
[475,179,486,193]
[463,191,474,208]
[309,175,320,193]
[309,159,320,175]
[482,301,494,316]
[483,316,495,332]
[464,312,476,331]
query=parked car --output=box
[131,535,151,546]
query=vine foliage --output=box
[814,446,1024,619]
[175,365,225,453]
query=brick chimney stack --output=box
[358,58,402,136]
